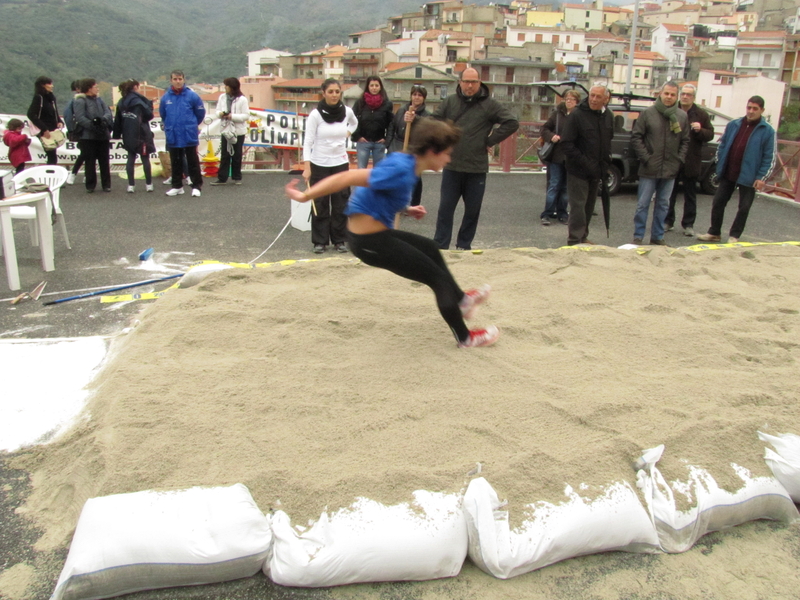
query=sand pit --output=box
[10,243,800,599]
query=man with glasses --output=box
[665,84,714,237]
[432,68,518,250]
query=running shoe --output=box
[460,284,491,320]
[458,325,500,348]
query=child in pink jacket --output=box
[3,118,33,173]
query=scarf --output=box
[364,92,383,110]
[317,99,346,124]
[655,97,682,134]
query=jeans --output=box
[707,177,756,239]
[666,166,697,229]
[541,162,568,220]
[634,177,675,241]
[434,170,487,250]
[566,175,598,245]
[356,141,386,169]
[218,135,245,182]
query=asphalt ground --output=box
[1,169,799,600]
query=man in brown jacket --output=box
[665,84,714,237]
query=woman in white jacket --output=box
[211,77,250,185]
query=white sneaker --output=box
[166,187,184,196]
[127,185,135,193]
[163,177,172,185]
[191,188,201,197]
[458,325,500,348]
[184,177,192,186]
[146,184,154,192]
[66,173,76,185]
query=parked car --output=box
[539,82,719,196]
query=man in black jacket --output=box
[432,68,519,250]
[665,84,714,237]
[560,84,614,245]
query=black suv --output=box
[540,82,719,196]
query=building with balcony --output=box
[651,23,689,81]
[240,75,287,110]
[610,50,669,95]
[419,30,485,65]
[380,63,458,111]
[342,48,397,83]
[271,79,324,114]
[471,56,557,121]
[247,48,292,77]
[349,28,396,50]
[564,2,604,31]
[734,31,786,82]
[697,70,785,122]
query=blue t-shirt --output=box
[344,152,418,229]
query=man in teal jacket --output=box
[159,70,206,198]
[697,96,776,243]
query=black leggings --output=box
[126,150,152,185]
[346,228,469,342]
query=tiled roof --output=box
[272,79,324,88]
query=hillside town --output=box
[147,0,800,126]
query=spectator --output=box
[540,90,580,226]
[385,84,430,206]
[351,76,393,169]
[3,118,33,174]
[211,77,250,185]
[665,84,713,237]
[27,76,63,165]
[560,84,614,245]
[630,81,689,245]
[302,78,358,254]
[697,96,776,244]
[432,68,519,251]
[73,78,113,193]
[63,80,86,184]
[113,79,155,193]
[159,70,205,197]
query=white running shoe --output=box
[184,176,192,186]
[127,185,135,193]
[163,177,172,185]
[460,284,491,320]
[458,325,500,348]
[191,188,201,197]
[66,173,76,185]
[146,184,154,192]
[166,187,184,196]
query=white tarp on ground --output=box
[0,337,108,452]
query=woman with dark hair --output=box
[27,76,63,165]
[73,78,113,193]
[302,78,358,254]
[540,89,580,225]
[286,118,498,348]
[211,77,250,185]
[113,79,156,193]
[63,80,86,184]
[386,84,430,206]
[351,75,393,169]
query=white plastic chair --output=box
[11,165,71,249]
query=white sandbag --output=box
[759,431,800,502]
[635,444,799,554]
[463,477,659,580]
[265,490,466,587]
[52,484,272,600]
[290,199,312,232]
[179,262,234,288]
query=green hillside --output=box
[0,0,421,113]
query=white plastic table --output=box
[0,191,55,291]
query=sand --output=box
[9,243,800,599]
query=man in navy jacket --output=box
[160,70,206,197]
[697,96,776,243]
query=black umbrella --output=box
[600,176,611,238]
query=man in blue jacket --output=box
[697,96,776,243]
[159,70,206,197]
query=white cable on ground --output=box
[248,216,293,265]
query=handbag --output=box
[40,129,66,151]
[537,111,559,163]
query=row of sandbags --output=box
[51,434,800,600]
